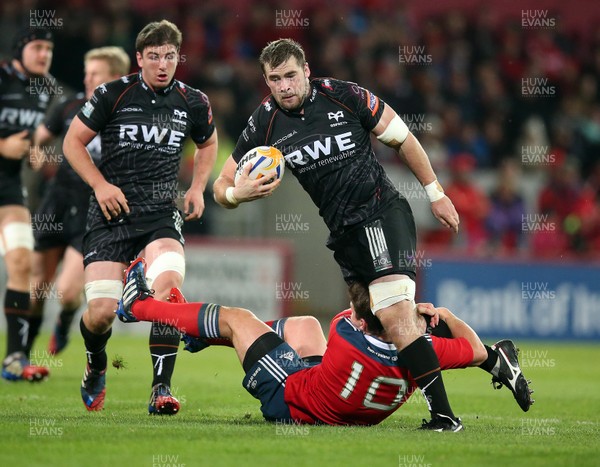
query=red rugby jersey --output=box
[284,310,473,425]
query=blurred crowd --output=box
[2,0,599,259]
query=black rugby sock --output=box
[478,344,500,374]
[4,290,30,357]
[400,336,455,419]
[25,297,45,357]
[24,315,43,357]
[80,317,111,371]
[56,304,79,338]
[149,322,179,387]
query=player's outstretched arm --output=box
[63,116,129,221]
[213,155,280,208]
[416,303,486,365]
[184,130,218,220]
[372,106,459,233]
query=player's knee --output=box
[375,301,421,350]
[146,252,185,296]
[5,250,32,280]
[224,306,255,321]
[286,316,325,357]
[291,316,322,337]
[86,300,116,332]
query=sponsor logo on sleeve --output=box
[81,101,94,118]
[247,116,256,133]
[365,90,379,116]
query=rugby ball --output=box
[234,146,285,184]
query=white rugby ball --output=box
[234,146,285,184]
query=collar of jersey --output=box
[364,333,397,351]
[343,317,397,351]
[137,70,177,97]
[7,62,34,83]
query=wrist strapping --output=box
[225,186,239,206]
[424,180,445,203]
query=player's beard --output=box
[285,78,310,112]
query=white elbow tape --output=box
[369,279,416,314]
[85,280,123,301]
[146,252,186,288]
[225,186,239,206]
[376,115,409,145]
[0,222,34,255]
[424,180,445,203]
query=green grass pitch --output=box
[1,332,599,467]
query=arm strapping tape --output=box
[376,114,409,145]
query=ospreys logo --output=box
[172,109,187,124]
[327,111,344,121]
[328,110,348,128]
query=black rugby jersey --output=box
[77,71,215,220]
[0,62,53,179]
[45,92,100,193]
[232,78,399,236]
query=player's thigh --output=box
[56,246,85,305]
[218,306,276,361]
[242,340,309,422]
[0,205,30,226]
[31,247,64,287]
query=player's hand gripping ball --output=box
[234,146,285,185]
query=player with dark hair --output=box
[63,20,217,414]
[28,46,131,357]
[213,38,463,429]
[115,258,534,427]
[1,27,55,382]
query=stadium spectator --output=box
[2,1,598,261]
[533,159,590,257]
[214,38,463,431]
[28,47,130,357]
[444,153,490,253]
[486,159,525,254]
[63,20,217,414]
[115,258,534,427]
[1,27,55,382]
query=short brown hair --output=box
[259,38,306,73]
[84,46,130,77]
[135,20,182,54]
[348,282,384,336]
